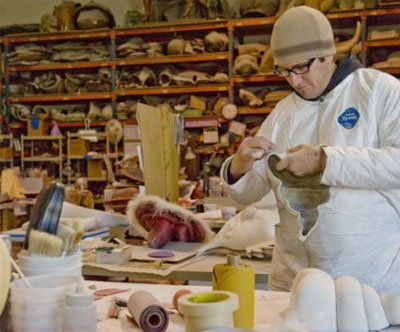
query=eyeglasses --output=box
[273,58,316,77]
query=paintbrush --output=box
[56,223,77,254]
[28,229,63,257]
[67,229,84,255]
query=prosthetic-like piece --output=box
[196,206,278,255]
[286,268,396,331]
[127,195,215,249]
[361,284,389,330]
[288,268,337,332]
[336,276,369,331]
[266,153,330,239]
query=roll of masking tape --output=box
[178,291,238,332]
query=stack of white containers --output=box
[10,275,80,332]
[17,250,82,277]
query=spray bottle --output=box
[212,254,255,329]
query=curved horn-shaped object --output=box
[158,67,174,87]
[131,67,156,88]
[335,21,362,55]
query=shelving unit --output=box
[0,134,14,170]
[66,132,113,183]
[20,135,63,180]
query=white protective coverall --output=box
[221,60,400,293]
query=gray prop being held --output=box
[266,153,330,238]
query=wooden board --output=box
[137,103,179,203]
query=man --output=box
[221,6,400,293]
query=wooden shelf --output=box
[5,29,110,43]
[21,156,63,162]
[114,20,228,36]
[232,75,285,84]
[21,135,63,140]
[238,107,273,115]
[116,85,228,96]
[115,52,229,66]
[364,38,400,48]
[9,92,113,103]
[8,61,112,73]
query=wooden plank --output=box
[137,103,179,203]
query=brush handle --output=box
[8,254,33,289]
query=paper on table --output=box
[130,242,203,263]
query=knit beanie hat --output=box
[270,6,336,65]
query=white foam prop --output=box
[196,206,279,256]
[285,268,399,332]
[61,201,128,230]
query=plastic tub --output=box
[10,274,79,303]
[17,251,82,269]
[20,263,82,277]
[10,275,79,331]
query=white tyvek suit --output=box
[221,67,400,293]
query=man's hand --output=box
[276,144,326,176]
[230,137,279,179]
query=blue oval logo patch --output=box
[338,107,360,129]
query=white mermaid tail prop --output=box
[195,205,279,256]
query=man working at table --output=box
[221,6,400,293]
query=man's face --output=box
[275,56,335,100]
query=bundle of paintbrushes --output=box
[23,181,84,258]
[27,225,84,257]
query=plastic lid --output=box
[66,292,93,307]
[227,254,240,266]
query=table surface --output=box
[83,254,272,285]
[89,280,400,332]
[92,280,289,332]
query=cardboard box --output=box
[190,95,206,111]
[69,139,89,156]
[0,147,13,160]
[27,115,49,136]
[87,160,103,178]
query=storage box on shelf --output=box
[0,134,14,170]
[66,131,117,183]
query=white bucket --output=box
[10,275,79,332]
[18,251,82,277]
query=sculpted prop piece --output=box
[127,195,215,249]
[284,268,400,331]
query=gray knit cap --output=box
[270,6,336,65]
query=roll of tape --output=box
[127,290,169,332]
[178,291,238,332]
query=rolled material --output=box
[212,255,255,329]
[127,290,169,332]
[178,291,238,332]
